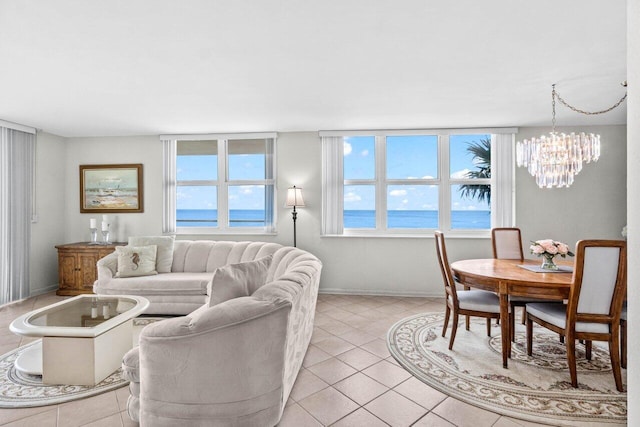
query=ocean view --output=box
[177,209,490,229]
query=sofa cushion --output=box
[115,245,158,278]
[103,272,211,295]
[128,236,175,273]
[208,255,273,307]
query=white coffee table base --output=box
[10,294,149,386]
[45,320,133,386]
[14,341,43,376]
[15,321,133,386]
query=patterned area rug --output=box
[387,313,627,426]
[0,317,161,408]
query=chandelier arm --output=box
[554,90,627,116]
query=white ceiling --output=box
[0,0,628,137]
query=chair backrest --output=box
[491,227,524,260]
[568,239,627,331]
[434,231,458,304]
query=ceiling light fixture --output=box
[516,82,627,188]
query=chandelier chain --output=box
[553,87,627,116]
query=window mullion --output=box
[218,139,229,230]
[375,136,387,231]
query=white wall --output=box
[32,125,624,298]
[29,132,67,295]
[626,0,638,422]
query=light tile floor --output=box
[0,292,566,426]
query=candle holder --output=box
[101,226,111,245]
[89,228,99,245]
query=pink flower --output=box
[538,239,558,254]
[556,242,570,255]
[530,244,545,254]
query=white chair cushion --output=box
[455,290,501,313]
[494,229,522,259]
[526,302,610,334]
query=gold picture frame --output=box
[80,164,144,213]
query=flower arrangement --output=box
[530,239,574,270]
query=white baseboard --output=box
[29,284,59,297]
[318,288,442,298]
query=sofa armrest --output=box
[94,252,118,290]
[137,297,292,425]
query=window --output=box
[321,129,516,236]
[162,133,276,234]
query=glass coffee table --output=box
[10,294,149,386]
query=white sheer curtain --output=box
[0,125,35,305]
[321,135,344,235]
[162,138,177,234]
[491,133,516,228]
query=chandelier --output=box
[516,83,627,188]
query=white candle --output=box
[102,214,109,223]
[91,305,97,319]
[90,218,96,229]
[102,304,110,319]
[101,221,109,231]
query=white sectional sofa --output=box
[94,239,322,426]
[94,240,284,315]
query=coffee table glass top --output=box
[10,294,149,338]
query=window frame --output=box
[161,132,277,235]
[321,128,516,237]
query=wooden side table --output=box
[55,242,125,296]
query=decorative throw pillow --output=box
[128,236,175,273]
[208,255,273,307]
[115,245,158,278]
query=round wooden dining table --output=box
[450,258,574,368]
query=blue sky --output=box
[344,134,491,212]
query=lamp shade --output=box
[285,186,305,208]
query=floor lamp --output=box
[285,186,305,247]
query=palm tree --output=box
[458,137,491,205]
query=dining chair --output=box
[492,227,554,341]
[525,239,627,391]
[620,302,627,369]
[435,231,501,350]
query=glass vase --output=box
[540,253,558,270]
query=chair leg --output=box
[585,340,592,361]
[465,315,470,331]
[449,313,459,350]
[526,317,533,356]
[621,319,627,369]
[566,336,578,388]
[559,335,565,343]
[442,305,451,338]
[609,332,624,392]
[510,308,516,342]
[520,306,527,325]
[486,318,491,337]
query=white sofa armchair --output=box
[117,243,322,426]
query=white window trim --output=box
[162,133,277,235]
[320,128,516,238]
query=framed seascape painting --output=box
[80,164,144,213]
